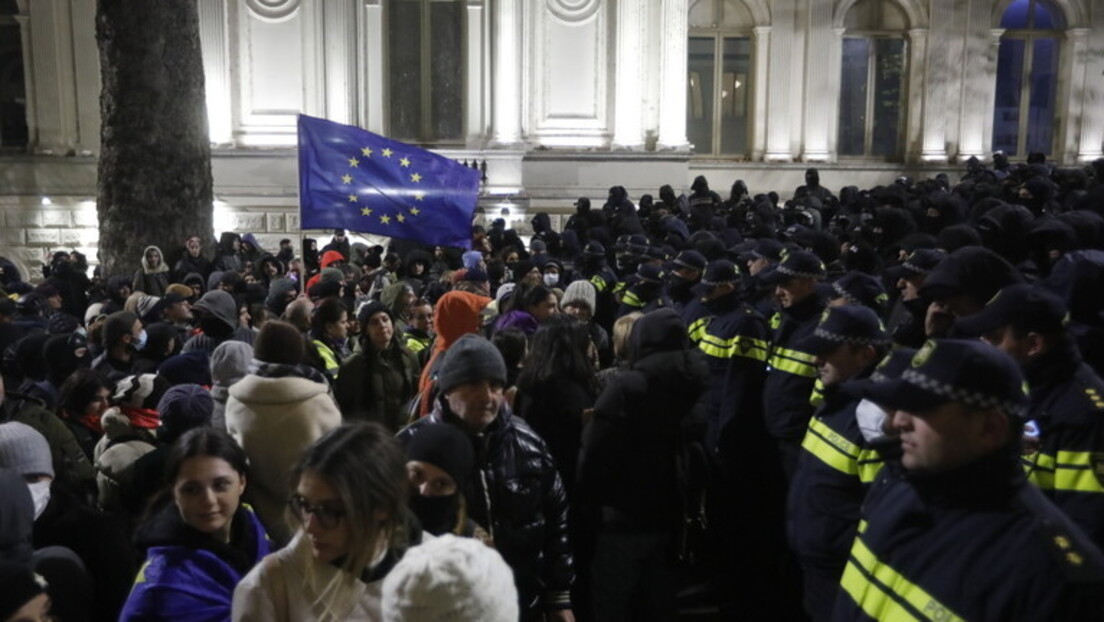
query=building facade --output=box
[0,0,1102,275]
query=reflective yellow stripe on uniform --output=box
[688,317,711,344]
[590,275,608,293]
[809,379,826,407]
[312,339,340,379]
[404,336,428,354]
[768,347,818,378]
[1023,451,1056,490]
[801,417,883,483]
[1054,451,1104,493]
[699,334,770,362]
[622,290,645,308]
[841,536,965,622]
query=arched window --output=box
[687,0,754,157]
[992,0,1061,156]
[386,0,464,145]
[0,0,27,149]
[838,0,908,158]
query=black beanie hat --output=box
[437,334,507,395]
[43,333,89,384]
[254,320,306,365]
[400,424,476,495]
[0,561,47,622]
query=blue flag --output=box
[298,114,480,249]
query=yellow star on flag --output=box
[382,148,393,157]
[361,147,373,157]
[410,207,421,216]
[397,213,406,223]
[410,173,422,183]
[347,194,357,202]
[341,174,352,184]
[400,157,411,168]
[413,191,425,201]
[361,207,373,216]
[380,215,391,224]
[348,157,359,167]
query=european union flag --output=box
[298,114,480,249]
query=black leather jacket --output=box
[396,401,574,614]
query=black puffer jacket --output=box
[396,404,574,616]
[578,308,709,531]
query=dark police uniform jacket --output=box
[833,450,1104,621]
[763,293,825,440]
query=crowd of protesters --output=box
[3,152,1104,621]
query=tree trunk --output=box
[95,0,213,278]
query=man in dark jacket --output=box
[958,283,1104,549]
[395,334,574,621]
[578,308,709,622]
[837,339,1104,620]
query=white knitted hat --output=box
[381,534,518,622]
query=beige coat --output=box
[225,375,341,546]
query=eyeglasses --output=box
[288,494,346,529]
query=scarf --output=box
[120,406,161,430]
[248,359,329,386]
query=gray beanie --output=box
[437,334,507,395]
[0,423,54,479]
[210,341,253,387]
[560,280,596,313]
[381,534,518,622]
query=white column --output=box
[920,0,949,162]
[825,27,845,159]
[69,0,99,154]
[1061,28,1091,163]
[613,0,646,149]
[801,0,832,161]
[956,0,989,160]
[981,29,1005,157]
[906,28,928,162]
[656,0,688,150]
[491,0,522,145]
[1077,21,1104,161]
[750,25,770,159]
[465,0,485,144]
[764,0,794,161]
[360,0,385,133]
[321,0,356,124]
[199,0,233,144]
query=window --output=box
[0,2,27,149]
[993,0,1061,156]
[387,0,464,144]
[838,0,908,158]
[687,0,754,157]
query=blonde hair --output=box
[612,312,644,361]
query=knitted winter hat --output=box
[381,534,518,622]
[560,280,596,313]
[112,374,165,409]
[462,251,484,270]
[158,351,213,387]
[399,424,475,496]
[210,341,253,388]
[437,334,507,395]
[253,320,306,365]
[158,384,214,440]
[0,422,54,479]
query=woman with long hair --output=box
[307,296,350,381]
[493,284,559,337]
[120,428,269,621]
[232,423,421,622]
[514,314,598,497]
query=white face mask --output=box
[856,398,891,445]
[543,273,559,287]
[27,480,51,520]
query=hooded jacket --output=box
[133,246,170,297]
[94,406,158,514]
[416,291,491,415]
[579,308,709,531]
[121,502,271,622]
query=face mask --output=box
[28,480,51,520]
[409,493,460,536]
[856,398,891,444]
[543,273,559,288]
[76,327,88,338]
[134,329,148,351]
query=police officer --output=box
[786,305,889,620]
[958,283,1104,548]
[837,340,1104,620]
[761,250,828,478]
[667,250,707,313]
[884,248,945,348]
[617,264,671,318]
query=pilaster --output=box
[613,0,646,149]
[656,0,689,150]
